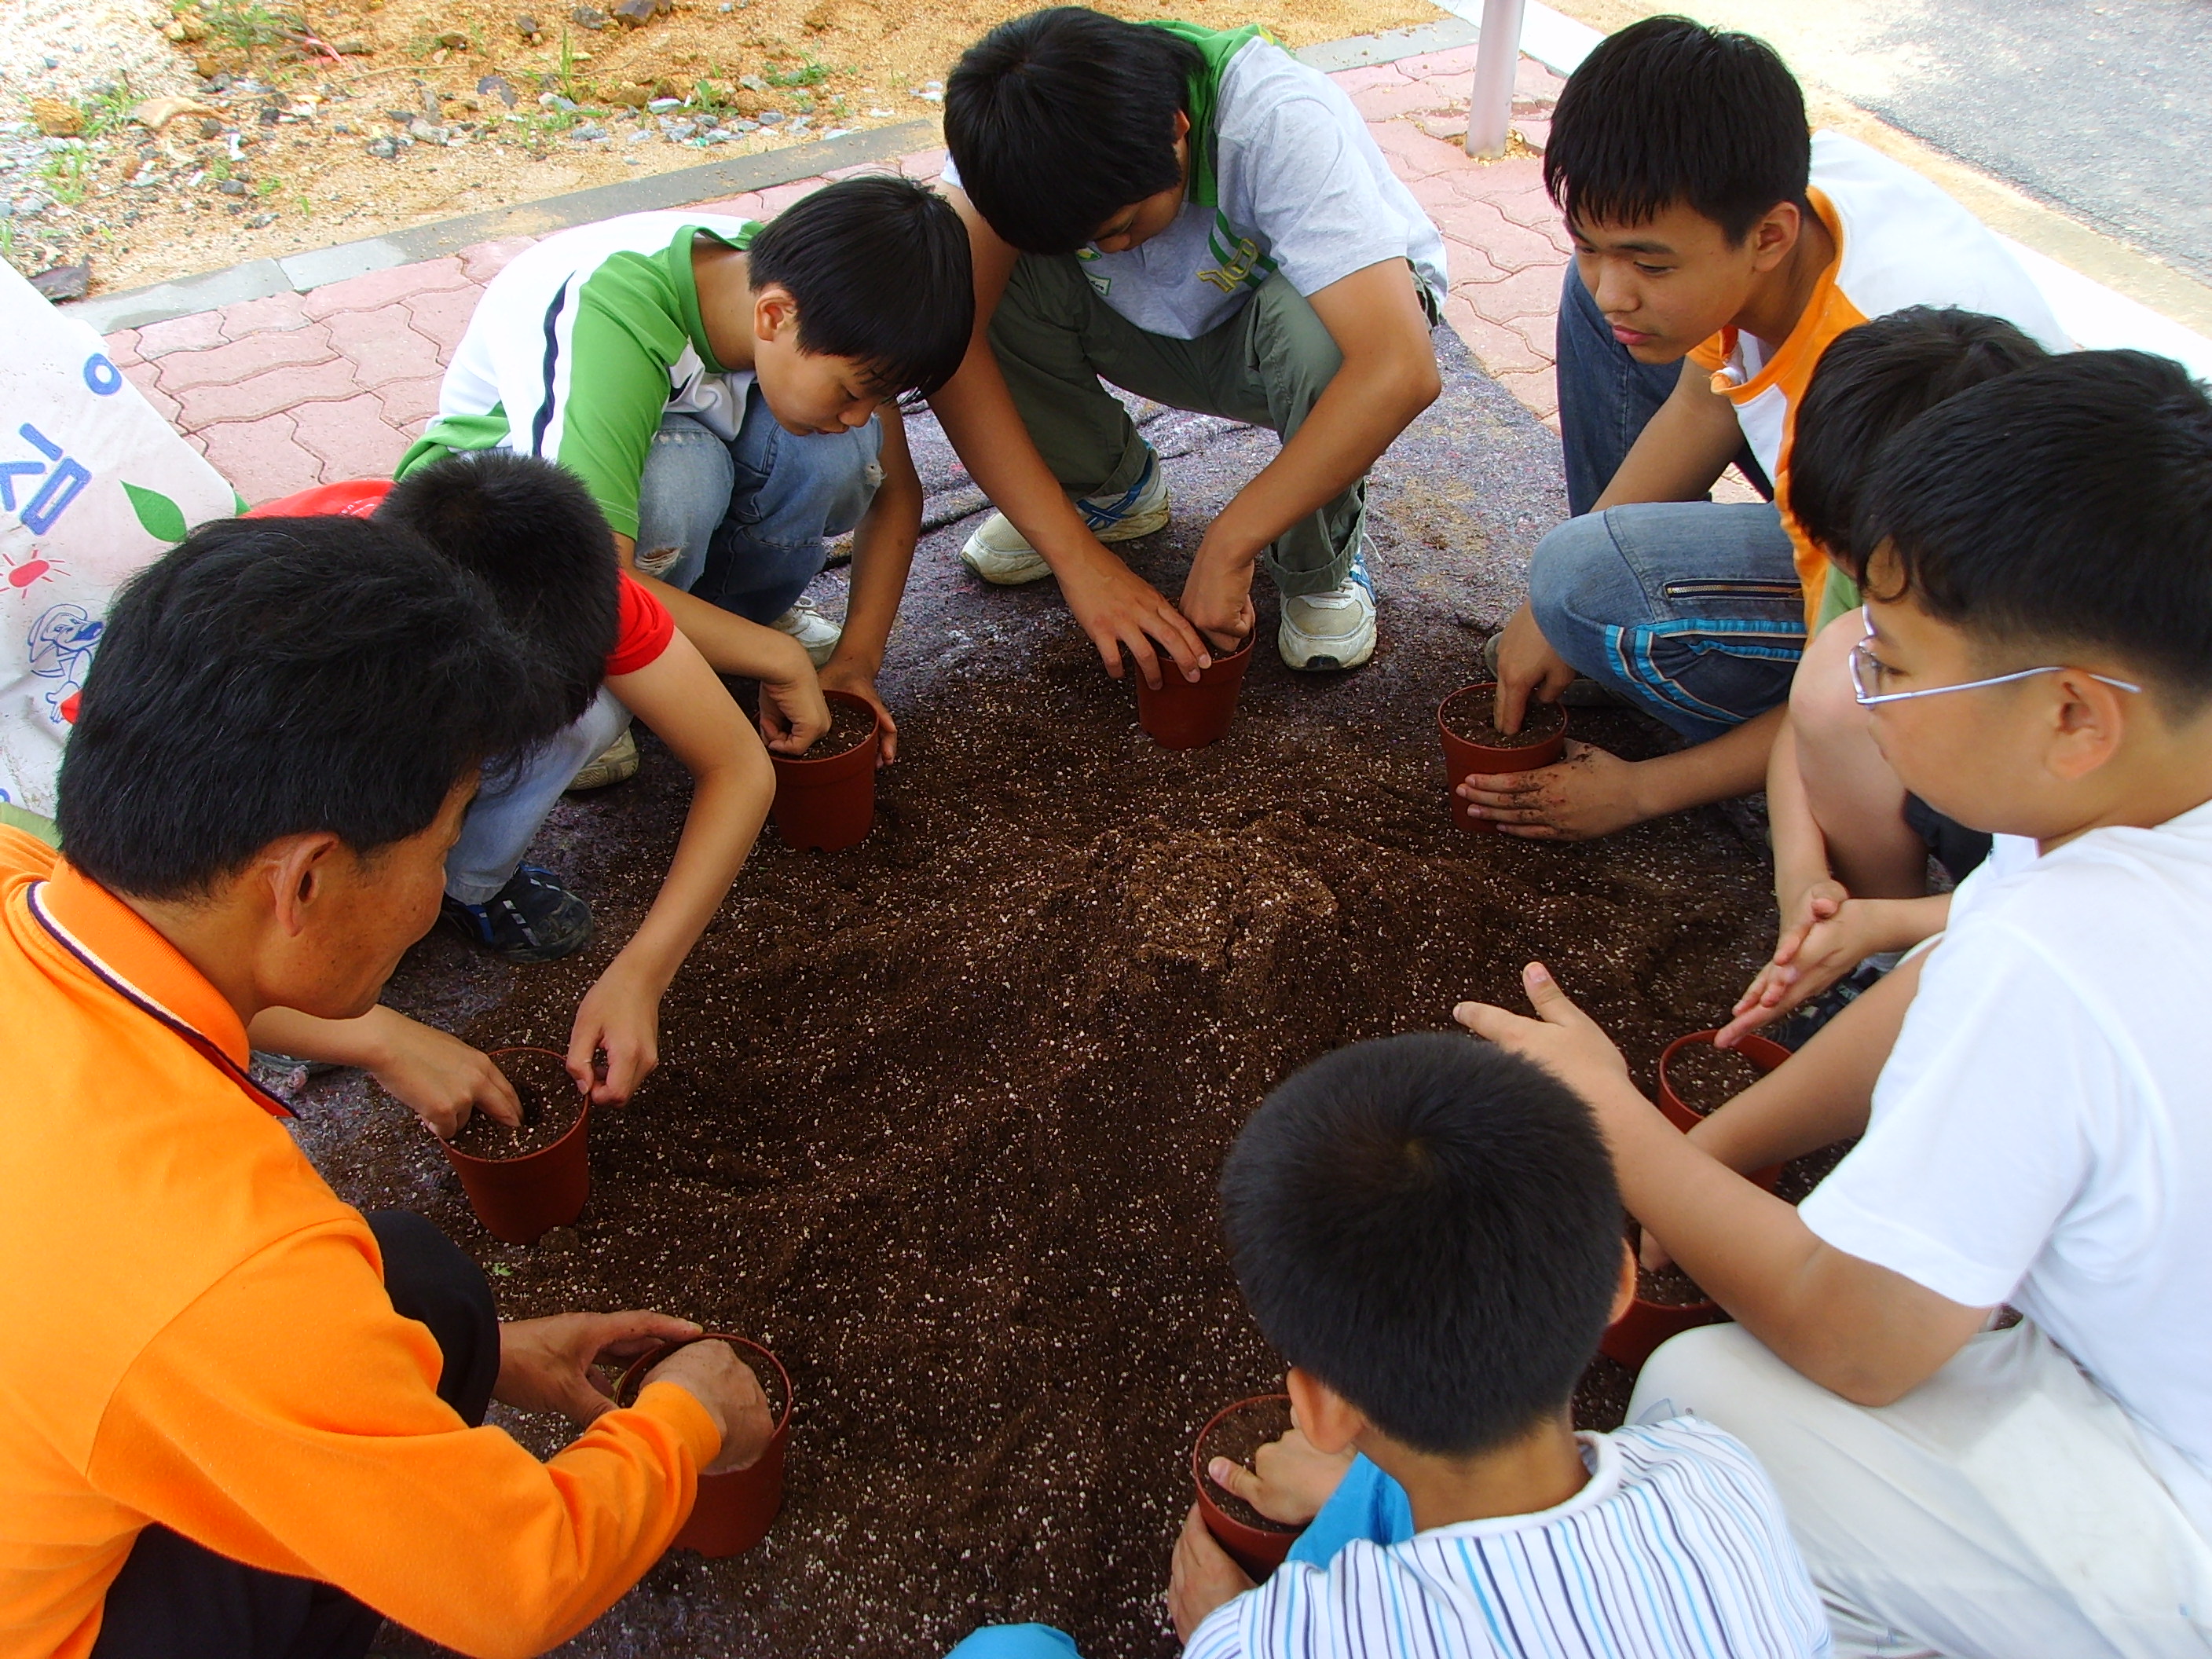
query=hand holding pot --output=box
[365,1014,523,1139]
[1177,544,1258,657]
[753,638,832,757]
[1168,1501,1255,1642]
[644,1339,776,1474]
[1207,1426,1353,1527]
[495,1311,705,1425]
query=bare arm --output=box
[1459,960,1989,1406]
[1179,258,1441,646]
[247,1005,523,1137]
[928,189,1207,689]
[569,633,774,1103]
[815,404,920,764]
[1463,704,1785,841]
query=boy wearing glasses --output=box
[1458,350,2212,1655]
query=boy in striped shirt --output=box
[949,1035,1827,1659]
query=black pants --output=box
[91,1212,499,1659]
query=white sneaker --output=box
[772,595,842,666]
[567,727,639,791]
[1278,542,1377,671]
[961,452,1172,585]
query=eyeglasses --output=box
[1849,607,2142,707]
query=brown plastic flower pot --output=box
[1656,1029,1790,1192]
[1437,683,1567,833]
[438,1046,590,1246]
[770,690,880,852]
[1135,633,1254,750]
[1600,1293,1727,1374]
[1191,1393,1306,1580]
[615,1334,793,1558]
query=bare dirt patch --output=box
[2,0,1434,298]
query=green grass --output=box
[40,150,92,207]
[189,0,302,62]
[74,78,137,139]
[763,56,831,89]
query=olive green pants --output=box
[987,255,1367,597]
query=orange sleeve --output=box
[85,1223,718,1659]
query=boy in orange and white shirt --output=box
[1469,16,2067,842]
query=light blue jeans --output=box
[444,687,630,904]
[943,1458,1413,1659]
[1538,262,1803,742]
[633,388,884,624]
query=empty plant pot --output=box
[771,690,881,852]
[439,1046,590,1245]
[1437,683,1567,832]
[1657,1029,1791,1191]
[1600,1280,1727,1374]
[616,1334,793,1558]
[1192,1393,1306,1579]
[1135,633,1254,750]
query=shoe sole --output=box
[961,500,1174,587]
[566,756,639,791]
[440,910,596,964]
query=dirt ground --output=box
[2,0,1434,296]
[292,329,1785,1658]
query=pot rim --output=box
[1190,1392,1303,1536]
[1436,680,1569,751]
[615,1331,795,1439]
[771,689,881,769]
[441,1046,590,1168]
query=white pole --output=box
[1465,0,1527,159]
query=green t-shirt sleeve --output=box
[543,255,696,540]
[1813,566,1862,633]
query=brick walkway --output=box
[103,44,1570,504]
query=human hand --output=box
[495,1310,705,1425]
[1455,962,1636,1112]
[1456,742,1650,840]
[816,657,898,766]
[1716,880,1859,1047]
[643,1339,776,1474]
[1177,544,1258,655]
[1166,1502,1255,1642]
[1489,604,1580,734]
[1207,1426,1354,1526]
[1057,543,1208,690]
[754,640,831,756]
[568,965,661,1106]
[366,1015,522,1139]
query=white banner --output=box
[0,267,239,816]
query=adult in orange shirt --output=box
[1470,17,2065,840]
[0,513,771,1659]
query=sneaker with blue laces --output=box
[1278,538,1378,671]
[441,865,595,964]
[961,452,1172,585]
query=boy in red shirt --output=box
[251,453,773,1115]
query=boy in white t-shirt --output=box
[944,1035,1828,1659]
[936,7,1445,681]
[1460,349,2212,1656]
[1471,16,2068,841]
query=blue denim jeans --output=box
[444,687,631,904]
[633,388,884,624]
[1537,263,1802,742]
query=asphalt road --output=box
[1537,0,2212,286]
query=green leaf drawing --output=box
[121,481,189,544]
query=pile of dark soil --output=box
[806,698,880,759]
[1439,690,1566,751]
[1663,1039,1764,1117]
[449,1050,584,1157]
[302,333,1778,1658]
[1195,1397,1298,1534]
[1634,1263,1709,1309]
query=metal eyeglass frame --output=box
[1849,606,2142,707]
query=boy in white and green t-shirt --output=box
[937,9,1446,683]
[401,174,972,770]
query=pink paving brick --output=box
[753,178,829,216]
[1443,296,1550,377]
[218,291,313,341]
[1351,78,1460,123]
[1325,61,1410,94]
[458,236,539,284]
[321,303,448,388]
[301,256,472,321]
[288,394,413,482]
[1393,47,1484,81]
[193,415,324,504]
[134,309,229,359]
[154,325,339,394]
[374,375,444,434]
[897,148,947,178]
[686,193,764,218]
[1453,260,1566,327]
[170,358,364,427]
[1491,368,1559,423]
[104,329,143,370]
[400,284,484,356]
[1422,192,1569,273]
[1439,233,1511,287]
[1487,181,1566,232]
[123,361,185,429]
[824,161,899,181]
[1367,119,1459,183]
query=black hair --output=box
[1544,15,1810,245]
[55,515,566,899]
[378,450,617,726]
[1793,308,2049,577]
[945,7,1203,256]
[743,174,975,399]
[1220,1034,1623,1458]
[1859,350,2212,709]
